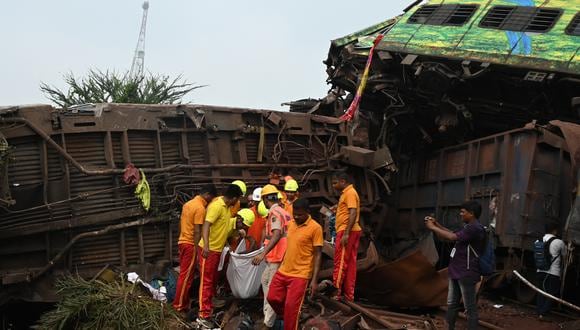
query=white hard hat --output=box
[251,187,262,202]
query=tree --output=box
[40,70,204,107]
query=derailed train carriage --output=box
[2,0,580,313]
[0,103,386,305]
[287,0,580,303]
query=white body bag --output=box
[226,239,266,299]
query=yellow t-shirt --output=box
[213,196,240,217]
[335,184,361,232]
[199,197,236,252]
[279,217,323,279]
[178,195,207,245]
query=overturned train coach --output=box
[0,103,389,304]
[287,0,580,304]
[2,0,580,308]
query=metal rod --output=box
[315,294,352,314]
[32,216,169,280]
[342,300,400,329]
[512,270,580,313]
[354,304,429,321]
[0,117,320,176]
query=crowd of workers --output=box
[172,172,361,330]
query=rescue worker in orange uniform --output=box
[230,180,247,216]
[267,198,323,330]
[173,184,217,313]
[282,179,299,217]
[252,184,291,329]
[196,184,243,329]
[331,171,362,302]
[247,187,267,249]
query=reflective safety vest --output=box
[264,204,291,263]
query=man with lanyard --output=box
[331,172,362,302]
[267,198,323,330]
[252,184,290,329]
[196,184,243,329]
[536,222,567,319]
[173,184,216,314]
[425,201,485,330]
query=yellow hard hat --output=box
[261,184,279,197]
[237,208,255,227]
[284,179,298,192]
[258,200,269,217]
[232,180,247,196]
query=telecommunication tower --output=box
[129,1,149,79]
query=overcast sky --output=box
[0,0,409,111]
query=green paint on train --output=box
[332,0,580,74]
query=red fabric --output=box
[267,272,309,330]
[340,34,384,122]
[122,163,140,185]
[333,230,361,301]
[173,243,198,311]
[197,246,221,318]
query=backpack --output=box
[534,236,558,271]
[469,226,496,276]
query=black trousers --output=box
[536,272,561,315]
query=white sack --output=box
[226,240,266,299]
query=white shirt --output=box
[538,234,567,277]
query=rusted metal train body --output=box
[1,102,580,306]
[0,104,381,304]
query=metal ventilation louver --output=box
[566,12,580,36]
[480,6,562,33]
[408,4,478,26]
[408,5,439,24]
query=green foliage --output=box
[40,70,204,107]
[34,275,187,330]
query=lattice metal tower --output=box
[129,1,149,79]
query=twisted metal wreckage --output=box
[2,0,580,327]
[1,103,414,308]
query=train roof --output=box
[332,0,580,74]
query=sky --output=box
[0,0,410,111]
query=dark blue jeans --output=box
[447,278,479,330]
[536,272,561,315]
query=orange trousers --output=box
[267,272,309,330]
[173,243,198,311]
[197,246,221,319]
[333,230,361,301]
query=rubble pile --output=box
[34,273,188,330]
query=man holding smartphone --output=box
[424,201,485,330]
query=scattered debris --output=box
[33,273,188,330]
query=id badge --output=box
[450,247,456,258]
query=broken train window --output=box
[566,12,580,36]
[479,6,562,33]
[407,4,479,26]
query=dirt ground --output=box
[438,295,579,330]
